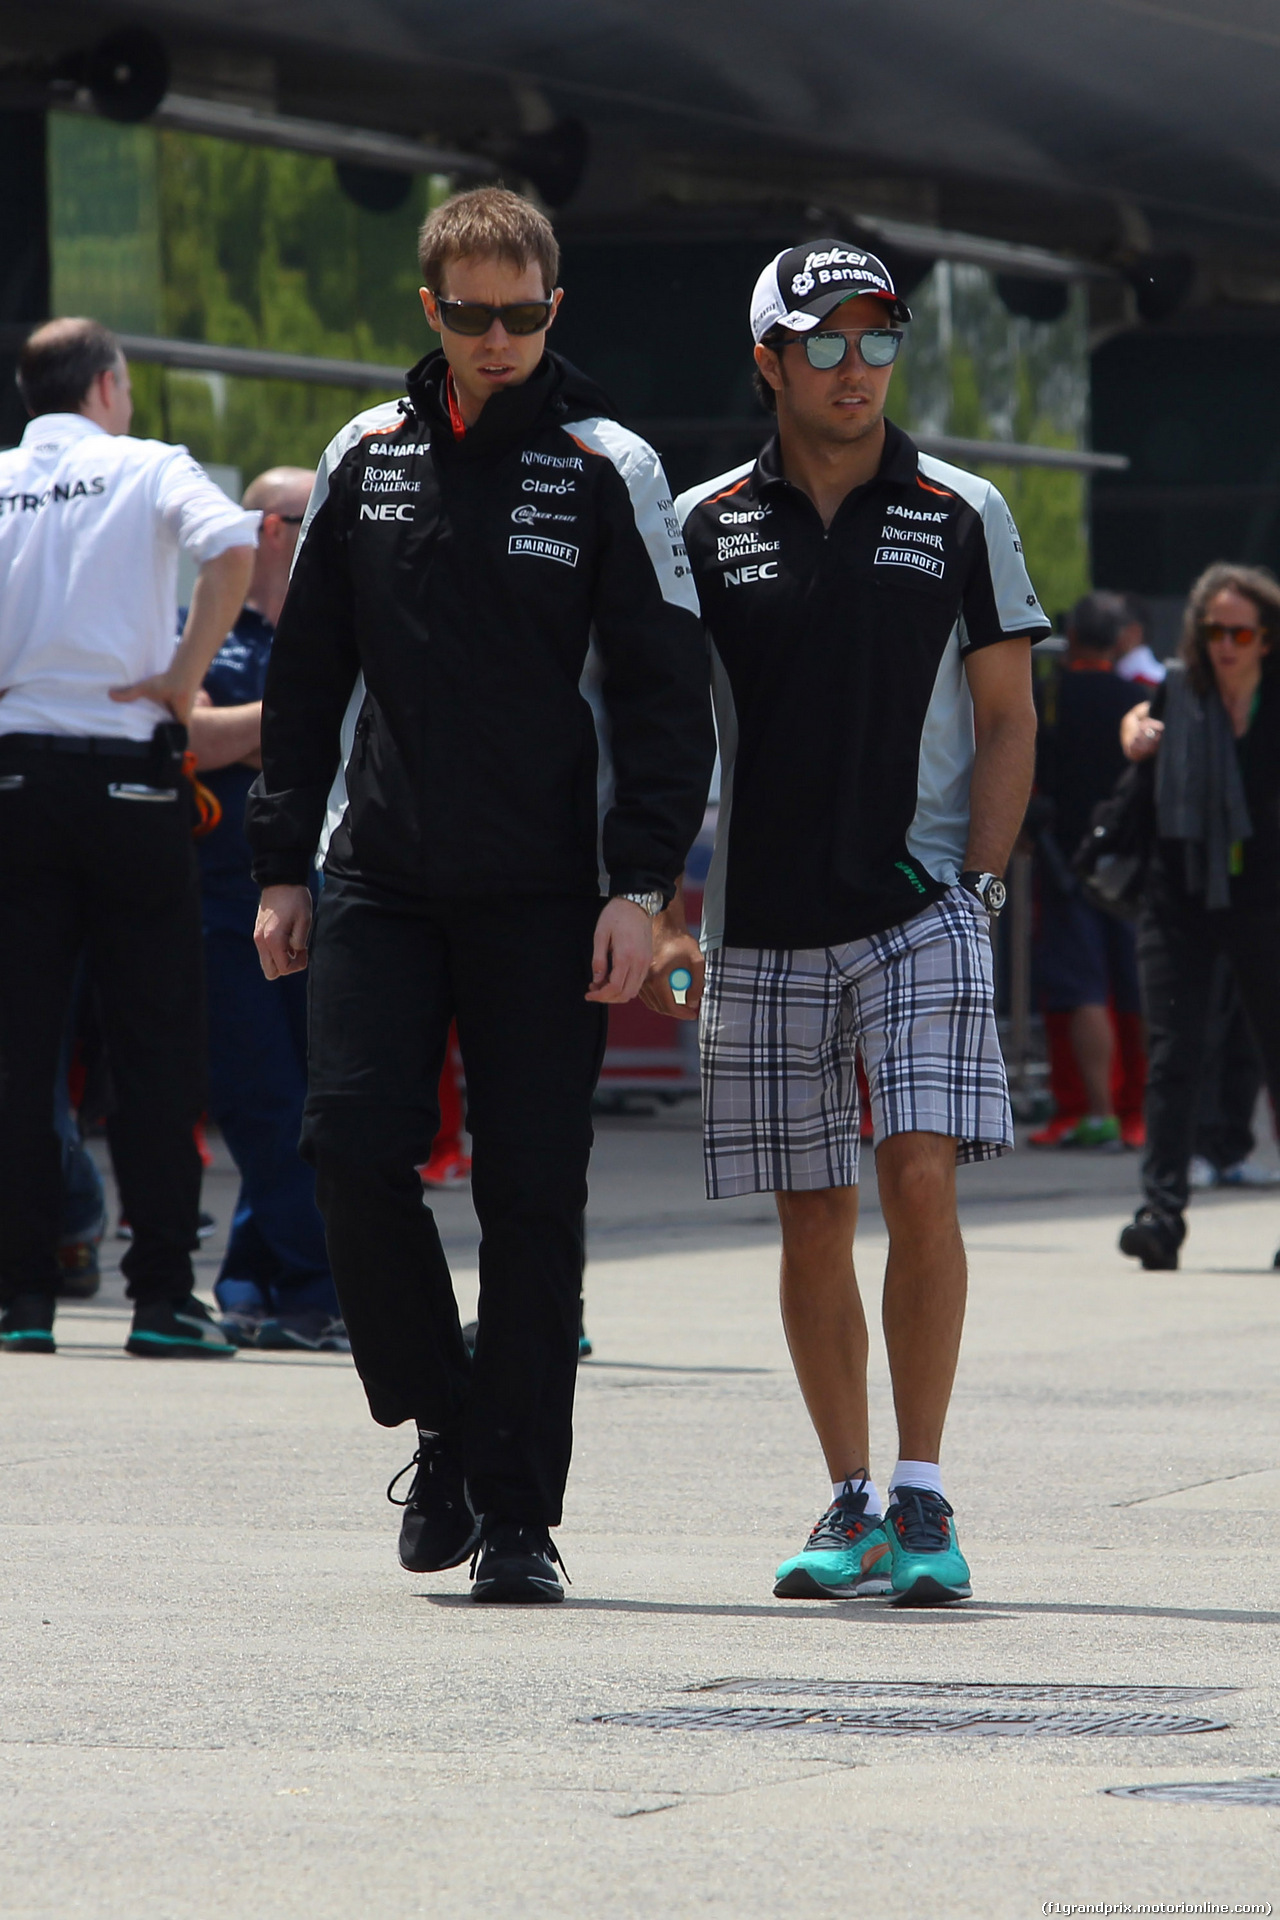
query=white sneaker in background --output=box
[1218,1160,1280,1188]
[1188,1155,1219,1190]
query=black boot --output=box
[1119,1207,1183,1271]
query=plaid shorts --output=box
[700,887,1013,1198]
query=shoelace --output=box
[889,1487,954,1552]
[470,1524,572,1584]
[808,1477,880,1549]
[386,1439,438,1508]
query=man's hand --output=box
[640,889,704,1021]
[586,897,654,1004]
[254,884,312,980]
[108,664,204,725]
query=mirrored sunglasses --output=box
[433,296,554,337]
[802,328,904,370]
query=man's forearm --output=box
[964,711,1036,874]
[171,546,255,704]
[188,700,262,771]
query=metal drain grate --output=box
[1106,1778,1280,1805]
[690,1679,1237,1706]
[593,1705,1230,1738]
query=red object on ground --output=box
[1030,1009,1086,1145]
[419,1022,472,1187]
[1030,1005,1147,1146]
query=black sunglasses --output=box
[432,296,555,337]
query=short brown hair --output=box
[417,186,559,296]
[17,317,121,417]
[1178,561,1280,694]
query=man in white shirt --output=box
[1113,594,1166,689]
[0,317,258,1357]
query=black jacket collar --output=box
[405,349,616,460]
[756,416,921,495]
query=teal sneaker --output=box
[125,1294,236,1358]
[885,1487,971,1603]
[0,1293,56,1355]
[773,1482,892,1599]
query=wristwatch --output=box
[615,889,666,917]
[959,870,1007,916]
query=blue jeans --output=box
[203,897,336,1314]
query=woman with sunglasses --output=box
[1118,562,1280,1269]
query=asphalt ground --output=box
[2,1106,1278,1917]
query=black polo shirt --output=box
[677,422,1049,950]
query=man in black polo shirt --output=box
[655,242,1046,1603]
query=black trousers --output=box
[304,875,607,1526]
[1138,884,1280,1221]
[0,740,205,1304]
[1193,954,1264,1173]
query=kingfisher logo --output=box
[509,534,579,567]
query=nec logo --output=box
[724,561,778,586]
[359,502,414,523]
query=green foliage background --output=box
[49,116,1091,613]
[50,115,442,479]
[887,265,1091,622]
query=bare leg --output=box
[775,1186,868,1483]
[876,1132,967,1464]
[1069,1004,1114,1116]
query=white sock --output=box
[832,1475,884,1519]
[888,1459,945,1504]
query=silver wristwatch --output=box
[959,870,1007,916]
[615,889,666,917]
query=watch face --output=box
[986,878,1007,912]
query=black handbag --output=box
[1071,760,1156,920]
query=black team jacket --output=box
[246,349,714,902]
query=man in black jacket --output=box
[248,188,714,1602]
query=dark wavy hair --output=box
[1178,562,1280,696]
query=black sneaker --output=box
[1119,1207,1183,1271]
[470,1517,569,1604]
[125,1294,237,1358]
[257,1310,351,1353]
[387,1433,481,1572]
[1,1293,56,1354]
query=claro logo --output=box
[359,502,415,522]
